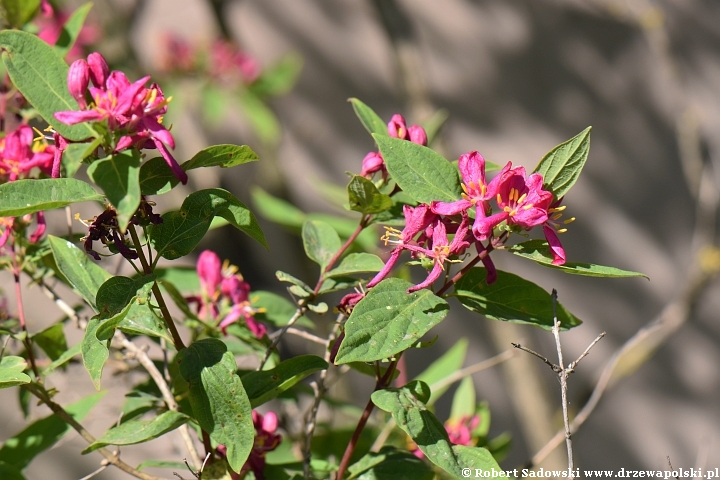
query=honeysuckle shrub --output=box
[0,4,646,480]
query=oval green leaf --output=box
[181,144,259,170]
[453,269,582,330]
[0,30,96,141]
[509,240,648,278]
[302,220,341,269]
[533,127,591,199]
[0,356,31,389]
[82,411,190,454]
[177,339,254,472]
[335,278,449,364]
[326,252,385,278]
[347,175,392,214]
[349,98,387,137]
[375,134,461,204]
[0,178,102,217]
[53,3,93,59]
[241,355,328,407]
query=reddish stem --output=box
[313,215,370,295]
[335,359,399,479]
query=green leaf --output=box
[0,462,25,480]
[53,2,93,59]
[87,151,142,232]
[241,355,328,407]
[0,178,102,217]
[349,98,387,137]
[177,338,254,472]
[371,381,501,478]
[533,127,591,199]
[0,356,30,389]
[153,266,200,292]
[182,144,259,171]
[82,411,189,453]
[137,460,188,471]
[139,157,178,196]
[32,323,68,361]
[238,89,280,144]
[302,220,341,269]
[0,30,95,141]
[453,269,582,330]
[251,52,302,97]
[0,0,40,28]
[375,134,461,204]
[509,240,648,278]
[335,278,449,364]
[251,291,311,328]
[347,175,392,214]
[414,338,467,403]
[0,392,105,470]
[326,252,385,278]
[81,317,112,390]
[62,141,98,178]
[48,235,111,312]
[347,447,434,480]
[150,188,267,260]
[449,377,476,421]
[42,343,81,375]
[96,275,168,340]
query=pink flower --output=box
[54,53,187,184]
[36,6,100,62]
[541,199,572,265]
[0,125,53,181]
[386,114,428,146]
[210,40,261,85]
[360,151,386,179]
[186,250,266,337]
[158,34,196,74]
[68,59,90,108]
[474,164,553,240]
[445,415,480,446]
[366,204,438,288]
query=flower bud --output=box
[360,151,385,177]
[408,125,428,146]
[87,52,109,88]
[197,250,223,296]
[387,114,408,139]
[67,59,89,108]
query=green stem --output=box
[128,225,186,350]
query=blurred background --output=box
[2,0,720,477]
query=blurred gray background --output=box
[2,0,720,477]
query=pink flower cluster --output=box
[217,410,281,480]
[0,125,55,249]
[55,52,187,184]
[360,151,569,295]
[186,250,266,338]
[158,34,260,86]
[361,114,428,179]
[413,414,480,458]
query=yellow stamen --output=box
[552,213,563,221]
[461,183,469,194]
[557,228,568,233]
[523,203,534,210]
[517,193,527,204]
[563,217,576,224]
[480,184,486,196]
[549,205,567,213]
[497,193,502,204]
[461,193,470,201]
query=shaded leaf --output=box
[32,323,68,361]
[533,127,591,199]
[375,134,461,204]
[0,356,30,389]
[326,252,385,278]
[150,188,267,260]
[83,411,189,453]
[0,0,40,28]
[347,175,392,214]
[251,53,302,97]
[509,240,648,278]
[372,381,501,477]
[335,278,449,364]
[0,30,95,140]
[348,447,433,480]
[87,151,141,231]
[48,235,111,312]
[453,269,582,330]
[53,2,93,59]
[0,179,102,217]
[177,338,254,472]
[241,355,328,407]
[139,157,177,196]
[0,392,105,470]
[302,220,341,270]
